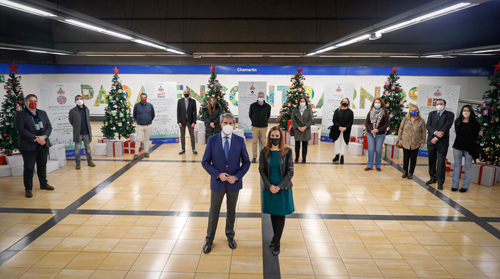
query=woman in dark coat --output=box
[329,98,354,164]
[203,96,222,142]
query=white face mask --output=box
[300,103,306,107]
[436,105,445,111]
[222,124,234,135]
[76,100,84,106]
[463,112,470,118]
[258,98,264,103]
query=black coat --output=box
[258,147,294,190]
[329,108,354,143]
[15,108,52,152]
[69,105,92,143]
[177,98,197,125]
[426,110,455,147]
[203,105,222,135]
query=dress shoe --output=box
[228,238,237,249]
[88,161,96,167]
[451,188,458,192]
[144,153,149,158]
[269,237,275,247]
[75,163,81,170]
[426,179,436,185]
[203,241,213,254]
[364,167,372,171]
[252,158,257,163]
[133,154,139,160]
[402,171,407,178]
[340,156,344,165]
[407,173,413,179]
[179,150,185,155]
[332,154,340,163]
[40,184,54,191]
[459,188,468,192]
[438,184,444,190]
[294,158,299,163]
[272,247,280,256]
[302,158,306,164]
[376,168,382,172]
[193,149,198,155]
[25,190,33,198]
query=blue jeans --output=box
[452,148,473,190]
[366,133,386,169]
[75,134,92,163]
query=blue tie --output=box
[224,136,230,160]
[437,112,441,121]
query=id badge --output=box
[35,123,40,130]
[39,122,44,129]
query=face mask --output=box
[184,94,190,98]
[374,103,381,109]
[141,98,147,104]
[210,101,215,105]
[270,138,281,146]
[342,103,348,107]
[300,103,306,108]
[222,124,233,135]
[258,98,264,103]
[28,102,37,109]
[436,105,444,111]
[463,112,470,118]
[410,111,418,117]
[76,100,84,106]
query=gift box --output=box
[385,144,399,159]
[106,140,124,157]
[98,138,114,143]
[35,160,59,174]
[384,135,399,146]
[309,132,319,145]
[196,120,205,132]
[284,131,291,145]
[350,125,364,138]
[94,143,107,155]
[0,154,7,166]
[124,140,142,154]
[140,140,153,150]
[195,131,199,143]
[348,142,363,156]
[197,132,206,144]
[363,135,368,150]
[6,154,23,168]
[357,139,364,146]
[233,129,245,139]
[350,136,356,142]
[471,163,498,187]
[129,134,137,142]
[11,166,23,177]
[363,149,369,156]
[49,144,66,167]
[0,165,11,177]
[290,136,295,146]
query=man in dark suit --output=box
[15,94,54,198]
[425,99,455,190]
[177,88,197,155]
[201,113,251,254]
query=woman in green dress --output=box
[259,126,295,256]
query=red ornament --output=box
[395,127,397,130]
[130,123,133,126]
[6,90,10,93]
[7,63,20,73]
[491,107,494,110]
[20,93,23,96]
[104,108,106,111]
[118,107,121,110]
[3,134,6,137]
[127,135,130,138]
[493,61,500,73]
[491,121,495,124]
[213,81,215,83]
[115,121,118,123]
[486,152,490,155]
[304,78,306,80]
[113,66,119,74]
[209,65,216,72]
[13,82,16,85]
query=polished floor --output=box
[1,124,500,278]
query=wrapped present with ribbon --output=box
[350,136,356,142]
[385,144,399,159]
[98,138,114,143]
[350,125,364,138]
[124,140,142,154]
[471,163,498,187]
[129,133,137,142]
[309,125,319,145]
[35,160,59,174]
[0,153,7,166]
[348,142,363,156]
[197,132,206,144]
[6,154,23,168]
[49,144,66,167]
[384,135,399,146]
[94,143,107,155]
[363,135,368,150]
[106,140,124,157]
[0,165,12,177]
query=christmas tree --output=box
[101,67,135,139]
[277,68,312,130]
[197,65,231,120]
[476,61,500,166]
[380,66,406,135]
[0,63,25,154]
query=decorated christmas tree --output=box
[277,67,312,130]
[101,67,135,139]
[380,66,406,135]
[0,63,25,154]
[197,65,231,120]
[476,61,500,166]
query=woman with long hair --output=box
[259,126,294,256]
[330,98,354,164]
[291,96,313,163]
[364,98,389,171]
[397,104,426,179]
[203,96,222,142]
[451,105,480,192]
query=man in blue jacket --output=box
[202,113,251,254]
[133,93,155,160]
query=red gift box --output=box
[0,154,6,166]
[124,140,142,154]
[350,136,356,142]
[363,135,368,150]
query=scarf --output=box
[299,106,306,115]
[25,108,44,136]
[370,107,384,130]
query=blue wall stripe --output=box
[0,64,494,76]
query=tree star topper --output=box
[297,67,303,74]
[209,65,216,72]
[113,66,119,74]
[392,66,397,73]
[8,63,20,73]
[494,61,500,73]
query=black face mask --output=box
[184,94,190,98]
[270,138,281,146]
[342,103,348,107]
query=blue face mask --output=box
[258,98,264,103]
[410,111,418,117]
[300,103,306,107]
[374,103,381,109]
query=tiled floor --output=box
[1,123,500,278]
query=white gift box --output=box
[98,138,114,143]
[471,164,498,187]
[309,132,319,145]
[357,139,364,146]
[284,131,291,145]
[197,132,206,144]
[384,135,399,146]
[0,165,12,177]
[12,166,23,176]
[350,125,364,138]
[195,131,199,143]
[94,143,107,155]
[35,160,59,174]
[363,149,369,156]
[310,125,319,133]
[106,140,124,157]
[49,144,66,167]
[233,129,244,139]
[129,134,137,142]
[385,144,399,159]
[6,154,23,168]
[290,136,295,145]
[348,142,363,156]
[196,120,205,132]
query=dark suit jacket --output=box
[15,108,52,152]
[69,105,92,143]
[202,133,251,192]
[426,110,455,147]
[177,98,197,125]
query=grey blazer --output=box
[291,107,313,141]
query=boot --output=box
[332,154,340,163]
[340,156,344,165]
[402,170,407,178]
[75,163,81,170]
[88,161,96,167]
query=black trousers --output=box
[206,188,239,242]
[295,141,308,160]
[180,121,195,150]
[427,144,448,184]
[403,147,419,174]
[270,215,286,249]
[21,145,49,191]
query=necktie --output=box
[437,112,441,121]
[224,136,230,160]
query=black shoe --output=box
[193,149,198,155]
[203,241,213,254]
[438,184,444,190]
[376,168,382,172]
[340,156,344,165]
[269,237,275,247]
[295,158,299,163]
[228,238,237,249]
[302,158,306,164]
[459,188,468,193]
[272,246,280,256]
[40,184,54,191]
[332,154,340,163]
[402,171,408,178]
[252,158,257,163]
[426,179,436,185]
[179,150,185,155]
[25,190,33,198]
[407,173,413,179]
[452,188,458,192]
[364,167,372,171]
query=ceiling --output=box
[0,0,499,67]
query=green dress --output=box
[262,151,295,216]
